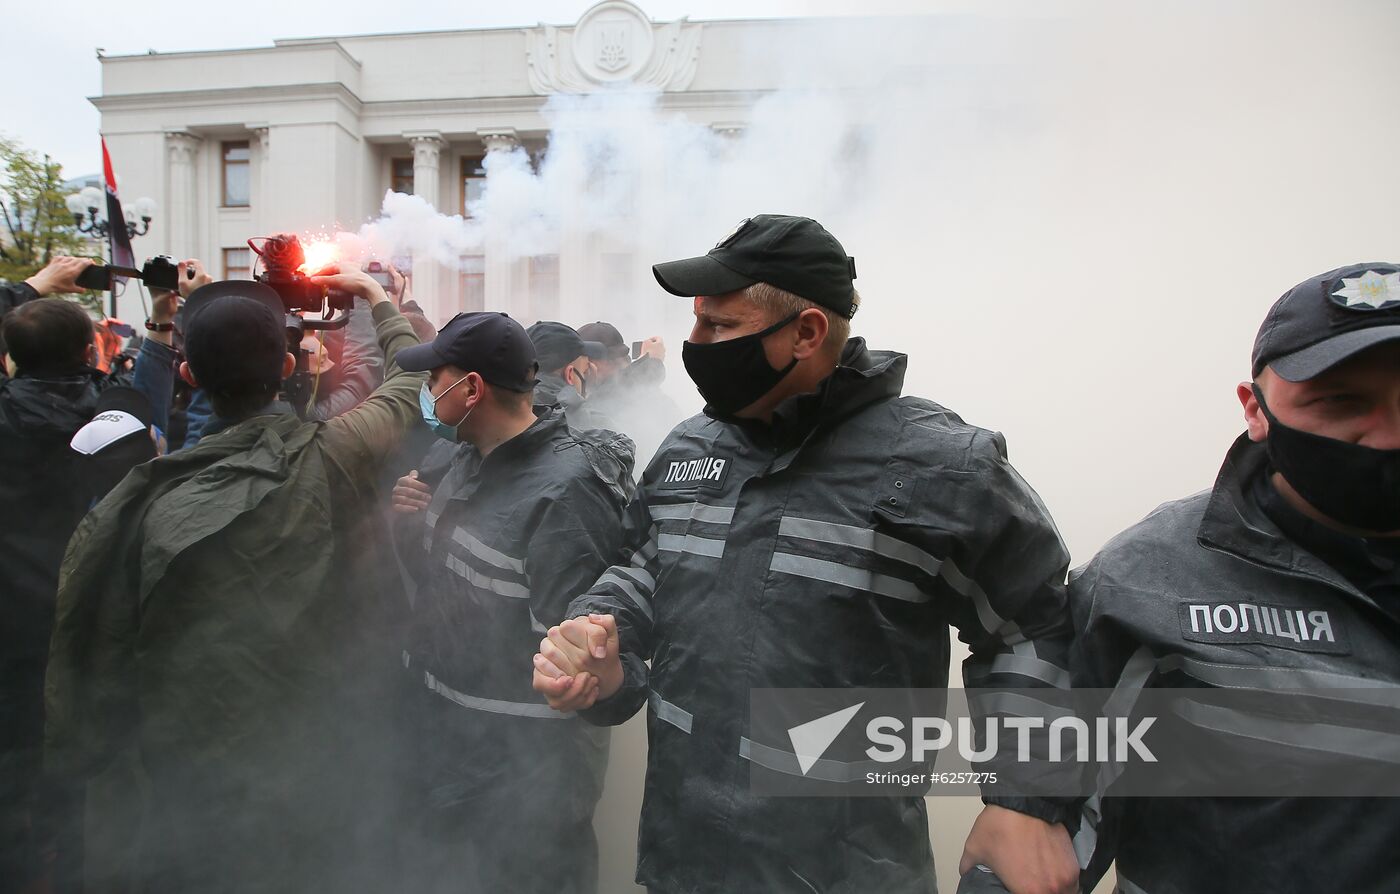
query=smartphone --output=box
[365,261,393,289]
[76,263,112,291]
[631,340,644,360]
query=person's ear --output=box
[791,308,830,361]
[179,361,199,388]
[87,342,101,368]
[1238,381,1269,442]
[3,354,14,378]
[465,372,486,408]
[282,353,296,379]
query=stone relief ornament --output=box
[526,0,702,94]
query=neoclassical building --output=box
[93,1,865,325]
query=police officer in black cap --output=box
[526,320,614,431]
[532,214,1080,894]
[389,312,635,894]
[1071,262,1400,894]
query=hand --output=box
[638,336,666,362]
[533,662,600,713]
[26,256,95,296]
[178,258,212,298]
[392,470,432,514]
[544,615,624,699]
[959,805,1078,894]
[308,265,389,307]
[387,265,407,305]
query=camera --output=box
[248,234,352,318]
[75,255,182,292]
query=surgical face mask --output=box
[420,374,472,442]
[682,312,800,418]
[1254,384,1400,532]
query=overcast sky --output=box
[4,0,1026,177]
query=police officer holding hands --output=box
[534,215,1080,894]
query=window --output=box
[461,157,486,217]
[391,157,414,195]
[223,248,252,280]
[529,255,560,321]
[459,255,485,313]
[221,141,250,207]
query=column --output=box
[476,129,520,319]
[164,131,201,263]
[406,132,444,322]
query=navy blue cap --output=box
[526,321,608,371]
[396,311,539,392]
[1253,262,1400,381]
[182,281,290,394]
[653,214,858,318]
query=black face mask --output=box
[683,312,799,418]
[1254,384,1400,532]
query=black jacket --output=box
[1,360,148,660]
[569,339,1074,894]
[1069,435,1400,894]
[396,412,634,891]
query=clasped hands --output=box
[532,614,624,712]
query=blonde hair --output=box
[742,281,854,355]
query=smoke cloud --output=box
[342,0,1399,565]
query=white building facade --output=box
[93,2,818,326]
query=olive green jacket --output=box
[46,301,424,891]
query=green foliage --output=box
[0,136,89,284]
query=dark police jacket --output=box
[569,338,1074,894]
[1070,435,1400,894]
[399,410,634,802]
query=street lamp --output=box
[65,187,157,240]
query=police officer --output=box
[533,215,1080,894]
[1069,263,1400,893]
[390,312,635,894]
[526,320,613,431]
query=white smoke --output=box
[341,0,1399,563]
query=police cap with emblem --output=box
[652,214,859,319]
[1253,263,1400,381]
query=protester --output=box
[534,215,1079,894]
[0,256,95,367]
[526,320,613,430]
[45,268,424,893]
[69,385,164,502]
[1070,262,1400,893]
[576,321,681,466]
[0,276,177,894]
[389,312,633,894]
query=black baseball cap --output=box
[1252,263,1400,381]
[652,214,858,318]
[396,311,539,392]
[526,321,607,371]
[182,281,290,394]
[577,321,629,360]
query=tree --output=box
[0,136,88,286]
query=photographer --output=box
[0,278,177,894]
[46,268,425,892]
[1,256,97,374]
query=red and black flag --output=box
[102,137,135,272]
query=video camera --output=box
[75,255,186,293]
[247,234,352,329]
